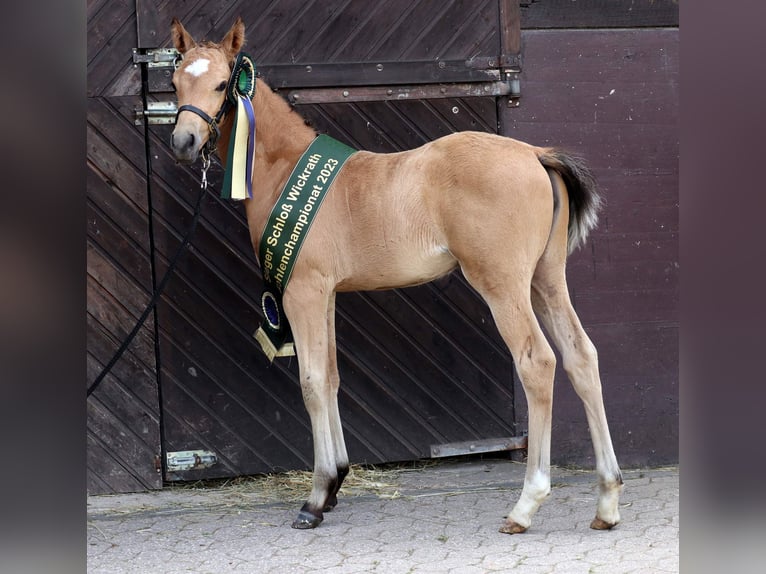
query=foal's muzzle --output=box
[171,104,225,163]
[170,129,200,164]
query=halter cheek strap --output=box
[176,103,227,152]
[174,52,256,157]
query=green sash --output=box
[254,134,357,361]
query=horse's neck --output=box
[218,78,315,169]
[217,78,316,237]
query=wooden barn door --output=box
[87,0,525,492]
[148,0,524,483]
[87,3,163,492]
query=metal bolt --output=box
[452,106,459,114]
[438,60,446,69]
[376,63,384,71]
[386,89,393,96]
[342,90,349,97]
[305,65,312,73]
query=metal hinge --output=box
[133,47,179,118]
[504,71,521,107]
[465,53,521,107]
[166,450,218,472]
[134,101,178,125]
[132,47,181,69]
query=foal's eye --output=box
[215,81,227,92]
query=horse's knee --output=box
[299,369,329,407]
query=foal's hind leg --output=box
[462,268,557,534]
[531,266,623,530]
[283,285,341,529]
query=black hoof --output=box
[291,509,323,529]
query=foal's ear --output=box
[171,18,196,54]
[221,17,246,58]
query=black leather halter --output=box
[175,52,256,157]
[175,101,231,154]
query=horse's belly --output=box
[336,243,457,292]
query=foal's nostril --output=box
[171,131,197,152]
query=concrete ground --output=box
[87,459,678,573]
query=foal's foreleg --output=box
[531,278,623,530]
[324,293,349,512]
[284,289,340,529]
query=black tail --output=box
[537,148,602,253]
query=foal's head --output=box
[169,18,246,163]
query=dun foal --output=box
[169,18,623,534]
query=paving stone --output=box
[87,460,678,573]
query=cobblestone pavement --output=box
[87,460,678,573]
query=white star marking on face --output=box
[185,58,210,77]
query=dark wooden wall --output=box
[87,0,678,493]
[508,0,679,467]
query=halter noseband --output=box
[176,103,228,153]
[175,52,257,156]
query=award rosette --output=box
[221,52,256,201]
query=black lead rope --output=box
[87,153,211,398]
[89,52,249,398]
